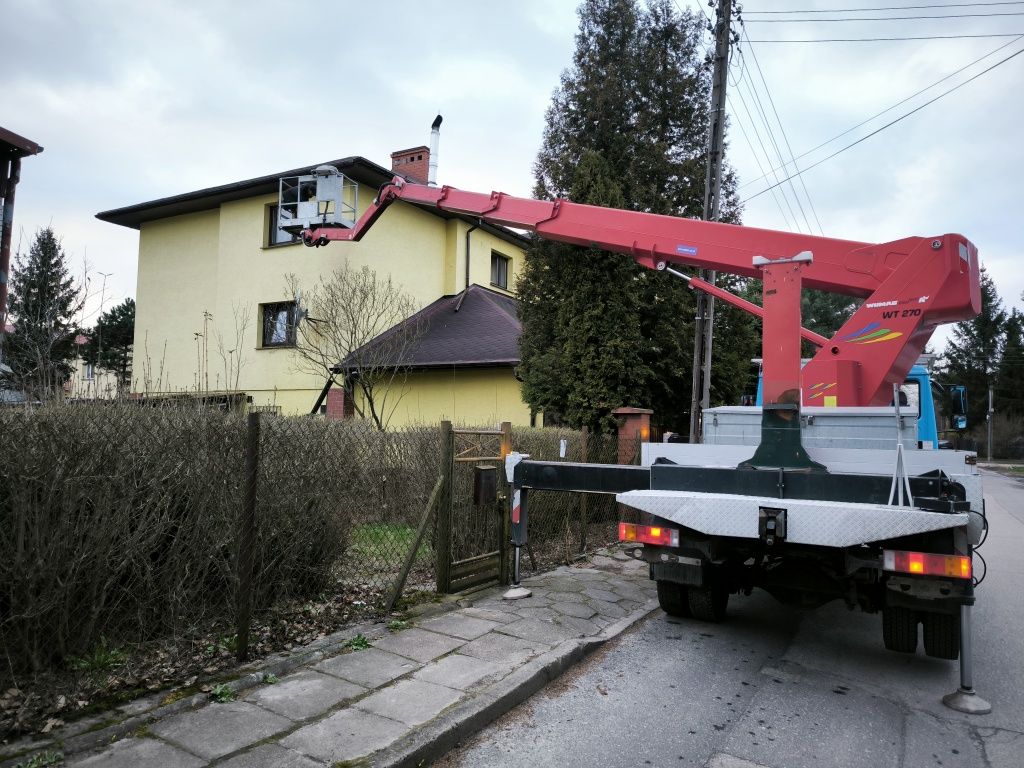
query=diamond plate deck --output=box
[617,489,969,547]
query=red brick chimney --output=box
[391,145,430,184]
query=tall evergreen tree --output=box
[995,308,1024,418]
[4,227,82,397]
[939,267,1006,428]
[82,297,135,389]
[519,0,757,432]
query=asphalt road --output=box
[440,469,1024,768]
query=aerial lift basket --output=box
[278,165,358,234]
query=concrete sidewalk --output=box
[55,548,655,767]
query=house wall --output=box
[354,366,533,428]
[131,180,526,418]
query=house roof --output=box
[336,284,521,373]
[96,156,394,229]
[94,156,530,249]
[1,126,43,159]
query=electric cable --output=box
[740,24,825,233]
[748,11,1024,22]
[739,34,1024,189]
[742,44,1024,202]
[748,32,1024,41]
[732,81,806,231]
[745,1,1024,13]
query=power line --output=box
[738,34,1024,189]
[739,25,825,233]
[742,44,1024,202]
[745,2,1024,13]
[728,93,798,231]
[730,83,804,231]
[748,11,1024,22]
[748,32,1024,41]
[735,72,815,233]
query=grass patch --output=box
[386,619,409,633]
[349,524,431,564]
[342,634,371,651]
[13,751,63,768]
[210,683,236,703]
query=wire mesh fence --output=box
[0,403,639,738]
[510,427,642,574]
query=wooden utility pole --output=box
[689,0,733,443]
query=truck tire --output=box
[882,606,918,653]
[657,580,691,618]
[687,584,728,622]
[922,612,960,660]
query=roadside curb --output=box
[370,598,658,768]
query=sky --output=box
[5,0,1023,350]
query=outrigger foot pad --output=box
[942,688,992,715]
[503,585,532,600]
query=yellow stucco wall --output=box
[130,179,527,422]
[353,366,533,427]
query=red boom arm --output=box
[305,177,981,408]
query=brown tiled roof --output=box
[335,284,520,372]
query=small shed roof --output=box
[336,284,521,373]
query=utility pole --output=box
[689,0,733,443]
[987,385,994,462]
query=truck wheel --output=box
[687,584,728,622]
[882,607,918,653]
[657,580,691,618]
[922,612,960,660]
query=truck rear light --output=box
[883,549,972,579]
[618,522,679,547]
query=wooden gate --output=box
[435,421,512,594]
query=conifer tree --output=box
[519,0,757,432]
[4,227,82,397]
[940,267,1006,427]
[82,297,135,389]
[995,308,1024,418]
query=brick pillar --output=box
[325,387,346,420]
[612,407,653,465]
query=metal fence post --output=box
[579,426,589,554]
[236,411,260,661]
[499,421,512,584]
[435,421,454,593]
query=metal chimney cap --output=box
[432,114,443,130]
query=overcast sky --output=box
[5,0,1022,350]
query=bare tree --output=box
[286,264,425,430]
[214,303,253,393]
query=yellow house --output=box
[96,151,534,426]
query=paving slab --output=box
[150,700,292,761]
[583,587,622,602]
[553,614,602,637]
[67,737,205,767]
[552,600,598,618]
[372,627,465,663]
[281,708,407,764]
[497,616,578,644]
[419,612,500,640]
[355,678,463,726]
[244,669,365,720]
[414,653,505,690]
[459,630,549,664]
[460,606,518,624]
[313,647,415,688]
[217,742,325,768]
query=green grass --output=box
[349,524,432,564]
[210,683,236,703]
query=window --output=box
[84,363,95,381]
[267,204,299,247]
[491,251,510,290]
[261,302,296,347]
